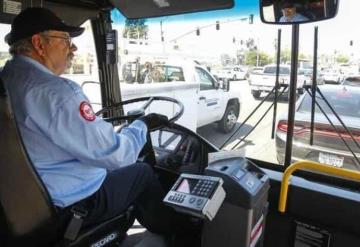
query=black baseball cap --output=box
[281,2,294,8]
[5,7,84,45]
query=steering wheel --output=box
[95,96,184,127]
[95,96,184,166]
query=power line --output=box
[168,15,254,43]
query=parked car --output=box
[214,66,247,81]
[321,68,342,84]
[250,66,264,74]
[298,68,325,86]
[339,64,359,78]
[341,76,360,87]
[246,66,264,79]
[276,85,360,171]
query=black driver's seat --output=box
[0,79,133,246]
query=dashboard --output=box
[151,128,206,174]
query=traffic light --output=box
[249,14,254,24]
[196,27,200,36]
[350,40,353,46]
[233,37,236,43]
[216,21,220,30]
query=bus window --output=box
[61,20,100,111]
[63,0,360,172]
[0,24,10,67]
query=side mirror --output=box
[222,78,230,92]
[260,0,338,25]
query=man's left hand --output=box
[139,113,169,129]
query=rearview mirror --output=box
[109,0,234,19]
[260,0,338,25]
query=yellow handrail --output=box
[278,161,360,213]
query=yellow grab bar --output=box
[279,161,360,213]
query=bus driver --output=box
[0,7,188,240]
[279,1,309,22]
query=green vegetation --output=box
[336,54,350,64]
[244,50,273,66]
[122,19,149,39]
[0,52,10,67]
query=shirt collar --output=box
[15,55,54,75]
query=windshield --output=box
[323,69,338,74]
[263,66,290,74]
[4,0,357,175]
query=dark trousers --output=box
[59,163,186,235]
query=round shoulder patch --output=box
[79,101,96,121]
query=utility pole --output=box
[256,37,260,66]
[160,20,164,42]
[160,20,165,53]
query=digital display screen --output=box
[175,178,197,194]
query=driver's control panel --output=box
[163,174,226,220]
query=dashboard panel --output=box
[151,128,205,174]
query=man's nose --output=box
[71,43,78,52]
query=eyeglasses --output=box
[43,35,73,47]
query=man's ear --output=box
[31,34,46,57]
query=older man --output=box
[0,7,183,236]
[279,2,309,22]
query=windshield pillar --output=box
[91,12,123,117]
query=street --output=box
[197,80,289,165]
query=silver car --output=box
[298,69,325,86]
[276,85,360,170]
[341,76,360,87]
[321,68,342,84]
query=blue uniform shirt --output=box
[1,55,148,207]
[279,13,309,22]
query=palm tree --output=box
[122,19,149,40]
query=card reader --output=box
[163,174,226,220]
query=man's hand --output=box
[139,113,169,129]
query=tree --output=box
[244,50,273,66]
[245,38,256,51]
[274,48,310,65]
[122,19,149,39]
[280,48,291,64]
[0,52,10,67]
[336,54,350,64]
[298,53,309,60]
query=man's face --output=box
[41,30,77,75]
[282,7,296,18]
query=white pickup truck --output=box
[81,59,241,133]
[248,64,305,99]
